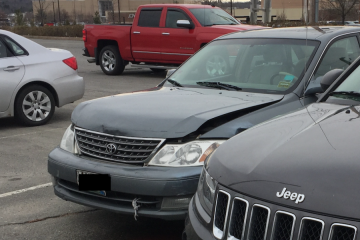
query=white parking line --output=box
[0,128,62,140]
[0,183,52,198]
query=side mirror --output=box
[320,69,344,91]
[177,20,194,29]
[304,76,324,95]
[166,69,176,78]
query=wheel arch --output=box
[96,39,119,65]
[15,81,59,108]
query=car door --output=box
[161,8,197,63]
[131,8,163,62]
[305,34,360,96]
[0,36,25,112]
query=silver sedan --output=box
[0,30,84,126]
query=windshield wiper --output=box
[196,81,242,91]
[329,91,360,97]
[167,79,183,87]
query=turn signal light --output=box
[63,57,78,71]
[82,29,87,42]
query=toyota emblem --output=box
[105,143,117,155]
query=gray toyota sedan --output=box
[49,27,360,220]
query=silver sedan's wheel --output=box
[206,55,228,77]
[101,50,116,72]
[22,91,51,122]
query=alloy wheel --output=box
[102,50,117,72]
[22,91,52,122]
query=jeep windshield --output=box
[328,65,360,104]
[189,8,239,26]
[168,38,319,94]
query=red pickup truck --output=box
[83,4,261,75]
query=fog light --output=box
[161,196,192,210]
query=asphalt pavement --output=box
[0,39,184,240]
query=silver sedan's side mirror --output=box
[166,69,176,78]
[177,20,194,29]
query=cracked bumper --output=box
[48,147,202,220]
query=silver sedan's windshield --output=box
[169,39,319,93]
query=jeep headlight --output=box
[197,167,218,215]
[148,140,224,167]
[60,124,75,153]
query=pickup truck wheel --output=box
[150,68,166,73]
[100,46,125,75]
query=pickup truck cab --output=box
[83,4,261,75]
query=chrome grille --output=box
[299,218,324,240]
[213,191,231,239]
[75,127,164,163]
[330,224,357,240]
[228,198,248,240]
[271,211,295,240]
[248,205,270,240]
[212,190,357,240]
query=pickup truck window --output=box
[189,8,239,26]
[138,9,162,27]
[166,10,191,28]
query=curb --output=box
[23,35,83,41]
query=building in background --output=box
[261,0,303,21]
[32,0,197,24]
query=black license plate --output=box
[77,170,111,193]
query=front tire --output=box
[100,46,125,75]
[14,85,55,126]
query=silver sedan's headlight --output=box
[197,167,218,215]
[60,124,75,153]
[148,140,224,167]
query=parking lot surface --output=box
[0,39,184,240]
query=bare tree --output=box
[34,0,50,26]
[320,0,359,24]
[0,10,7,19]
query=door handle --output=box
[4,66,20,72]
[133,31,140,34]
[162,33,170,35]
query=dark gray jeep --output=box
[49,27,360,220]
[184,51,360,239]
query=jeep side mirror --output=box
[166,69,176,78]
[321,69,344,91]
[177,20,194,29]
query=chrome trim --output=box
[133,31,140,34]
[74,127,166,164]
[247,204,271,240]
[328,223,357,240]
[213,190,231,240]
[304,31,360,93]
[133,51,192,56]
[227,197,249,240]
[298,217,325,240]
[270,211,296,240]
[162,32,170,35]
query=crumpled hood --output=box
[208,102,360,219]
[71,87,283,138]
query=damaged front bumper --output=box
[48,147,201,220]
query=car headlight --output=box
[60,124,75,153]
[148,140,224,167]
[197,167,218,215]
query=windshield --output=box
[168,39,319,94]
[328,65,360,103]
[189,8,239,26]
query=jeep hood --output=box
[207,102,360,219]
[71,87,283,139]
